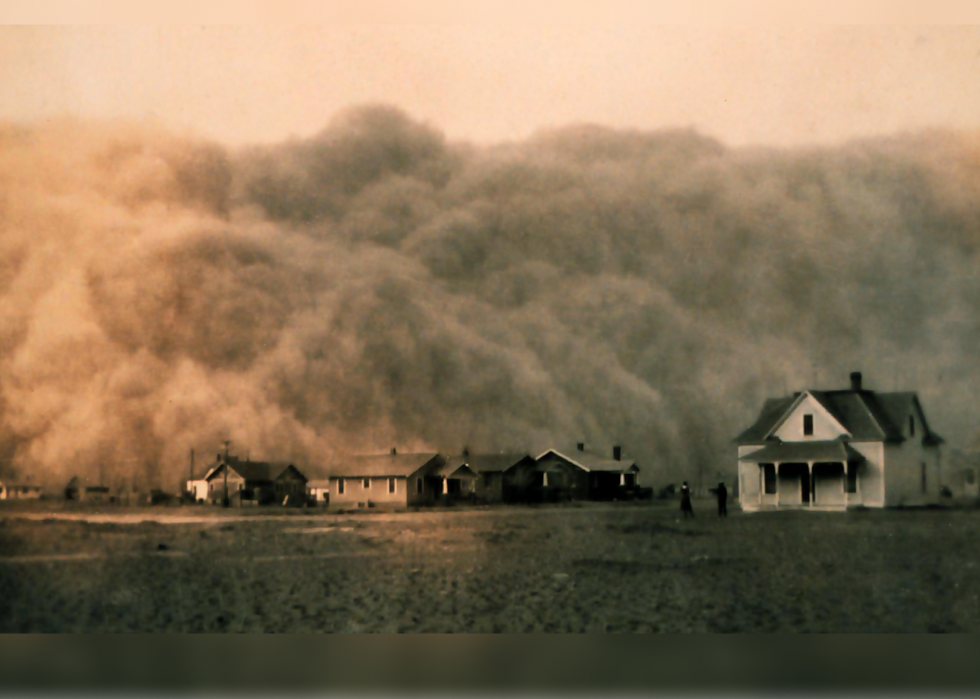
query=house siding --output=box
[329,471,439,508]
[883,441,941,507]
[329,476,409,508]
[772,394,849,441]
[476,472,505,503]
[848,442,885,508]
[207,473,245,503]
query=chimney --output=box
[462,447,469,458]
[613,446,622,461]
[850,372,863,392]
[217,453,222,463]
[390,447,397,455]
[577,443,585,452]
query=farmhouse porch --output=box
[739,440,865,510]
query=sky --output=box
[1,24,979,148]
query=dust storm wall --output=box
[1,106,979,491]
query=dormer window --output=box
[909,415,915,436]
[803,414,814,436]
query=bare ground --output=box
[0,500,977,632]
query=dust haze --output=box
[1,106,978,491]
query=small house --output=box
[306,480,331,506]
[443,451,536,503]
[429,458,479,502]
[327,449,445,509]
[185,466,216,503]
[0,481,42,500]
[525,445,641,502]
[65,476,110,502]
[204,456,308,506]
[736,372,944,511]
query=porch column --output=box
[807,461,814,506]
[758,465,763,506]
[774,462,780,499]
[442,477,448,495]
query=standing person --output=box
[716,481,728,518]
[680,481,694,518]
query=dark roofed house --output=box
[65,476,110,503]
[736,371,944,511]
[429,458,479,502]
[506,445,641,503]
[441,451,536,503]
[328,449,445,509]
[203,455,308,506]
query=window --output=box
[803,414,814,436]
[845,463,857,494]
[322,491,329,500]
[763,464,777,494]
[338,479,345,495]
[542,472,549,487]
[921,463,927,493]
[909,415,915,436]
[416,478,423,494]
[388,478,396,494]
[362,478,370,489]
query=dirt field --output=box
[1,500,978,632]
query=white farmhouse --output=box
[736,372,944,510]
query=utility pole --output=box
[223,440,231,508]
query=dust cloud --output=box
[1,106,978,491]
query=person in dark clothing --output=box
[716,481,728,517]
[680,481,694,518]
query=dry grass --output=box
[0,501,978,632]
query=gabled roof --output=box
[874,392,944,445]
[764,391,852,440]
[206,461,305,483]
[809,392,878,440]
[442,453,534,474]
[430,462,479,479]
[65,475,108,489]
[328,453,444,478]
[735,397,797,445]
[739,439,866,464]
[736,386,943,446]
[535,449,639,473]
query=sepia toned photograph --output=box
[1,7,980,645]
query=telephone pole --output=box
[222,440,231,508]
